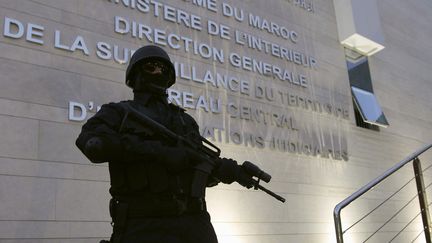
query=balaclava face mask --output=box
[132,60,172,96]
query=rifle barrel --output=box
[256,184,286,203]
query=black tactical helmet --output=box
[126,45,176,89]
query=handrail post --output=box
[334,207,344,243]
[413,157,432,242]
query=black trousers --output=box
[112,212,218,243]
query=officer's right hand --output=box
[159,145,190,173]
[121,135,201,172]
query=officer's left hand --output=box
[214,158,255,188]
[214,158,240,184]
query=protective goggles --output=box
[140,60,170,74]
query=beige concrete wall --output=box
[0,0,431,242]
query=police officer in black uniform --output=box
[75,45,244,243]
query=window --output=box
[351,87,389,127]
[345,49,388,130]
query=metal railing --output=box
[334,143,432,243]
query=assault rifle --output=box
[118,103,285,203]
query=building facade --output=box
[0,0,431,242]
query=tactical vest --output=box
[108,101,200,200]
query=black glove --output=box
[214,158,255,188]
[214,158,240,184]
[122,135,194,172]
[159,145,190,173]
[84,136,124,163]
[160,139,209,172]
[236,166,254,189]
